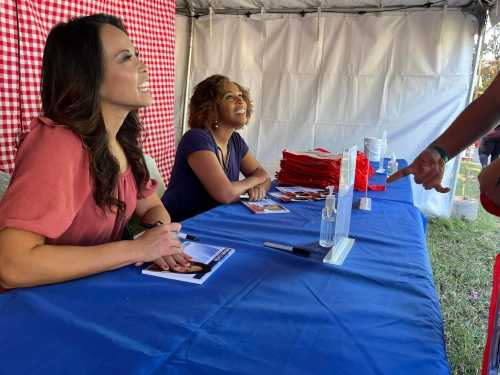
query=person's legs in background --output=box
[479,138,494,168]
[490,139,500,163]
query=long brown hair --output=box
[41,14,149,214]
[189,75,253,129]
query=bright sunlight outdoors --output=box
[427,20,500,375]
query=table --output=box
[0,161,450,375]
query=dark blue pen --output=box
[263,241,311,257]
[140,221,198,241]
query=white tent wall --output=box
[175,10,479,217]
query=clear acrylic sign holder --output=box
[323,146,357,266]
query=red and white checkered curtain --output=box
[0,0,176,183]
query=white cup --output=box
[364,137,383,162]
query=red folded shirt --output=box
[368,185,386,191]
[276,149,373,191]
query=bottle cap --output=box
[325,186,336,215]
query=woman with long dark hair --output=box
[162,75,271,221]
[0,14,191,288]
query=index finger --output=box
[386,167,411,183]
[248,189,257,201]
[166,222,181,232]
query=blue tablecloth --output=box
[0,161,449,375]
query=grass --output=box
[427,159,500,375]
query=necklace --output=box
[215,145,230,174]
[208,130,231,174]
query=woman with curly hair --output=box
[0,14,191,289]
[162,75,271,221]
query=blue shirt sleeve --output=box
[178,129,215,159]
[231,131,249,162]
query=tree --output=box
[483,24,500,60]
[474,24,500,98]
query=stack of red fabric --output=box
[276,149,374,192]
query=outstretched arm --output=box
[388,74,500,191]
[431,74,500,160]
[0,223,183,289]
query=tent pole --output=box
[181,7,195,136]
[466,17,487,104]
[176,5,465,17]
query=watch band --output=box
[428,144,449,163]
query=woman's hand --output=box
[251,167,270,186]
[153,253,193,271]
[387,148,450,193]
[134,223,190,266]
[247,183,267,201]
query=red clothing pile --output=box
[276,149,374,191]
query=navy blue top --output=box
[162,128,249,222]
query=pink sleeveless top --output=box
[0,117,157,245]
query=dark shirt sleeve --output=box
[179,129,215,158]
[231,132,249,162]
[161,129,220,222]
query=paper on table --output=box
[142,241,234,284]
[240,198,290,214]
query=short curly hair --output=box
[188,75,253,129]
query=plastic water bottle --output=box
[376,130,387,173]
[319,186,336,248]
[388,152,398,175]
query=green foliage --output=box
[427,161,500,375]
[483,24,500,61]
[475,24,499,97]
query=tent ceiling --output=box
[177,0,479,11]
[177,0,494,19]
[176,0,478,9]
